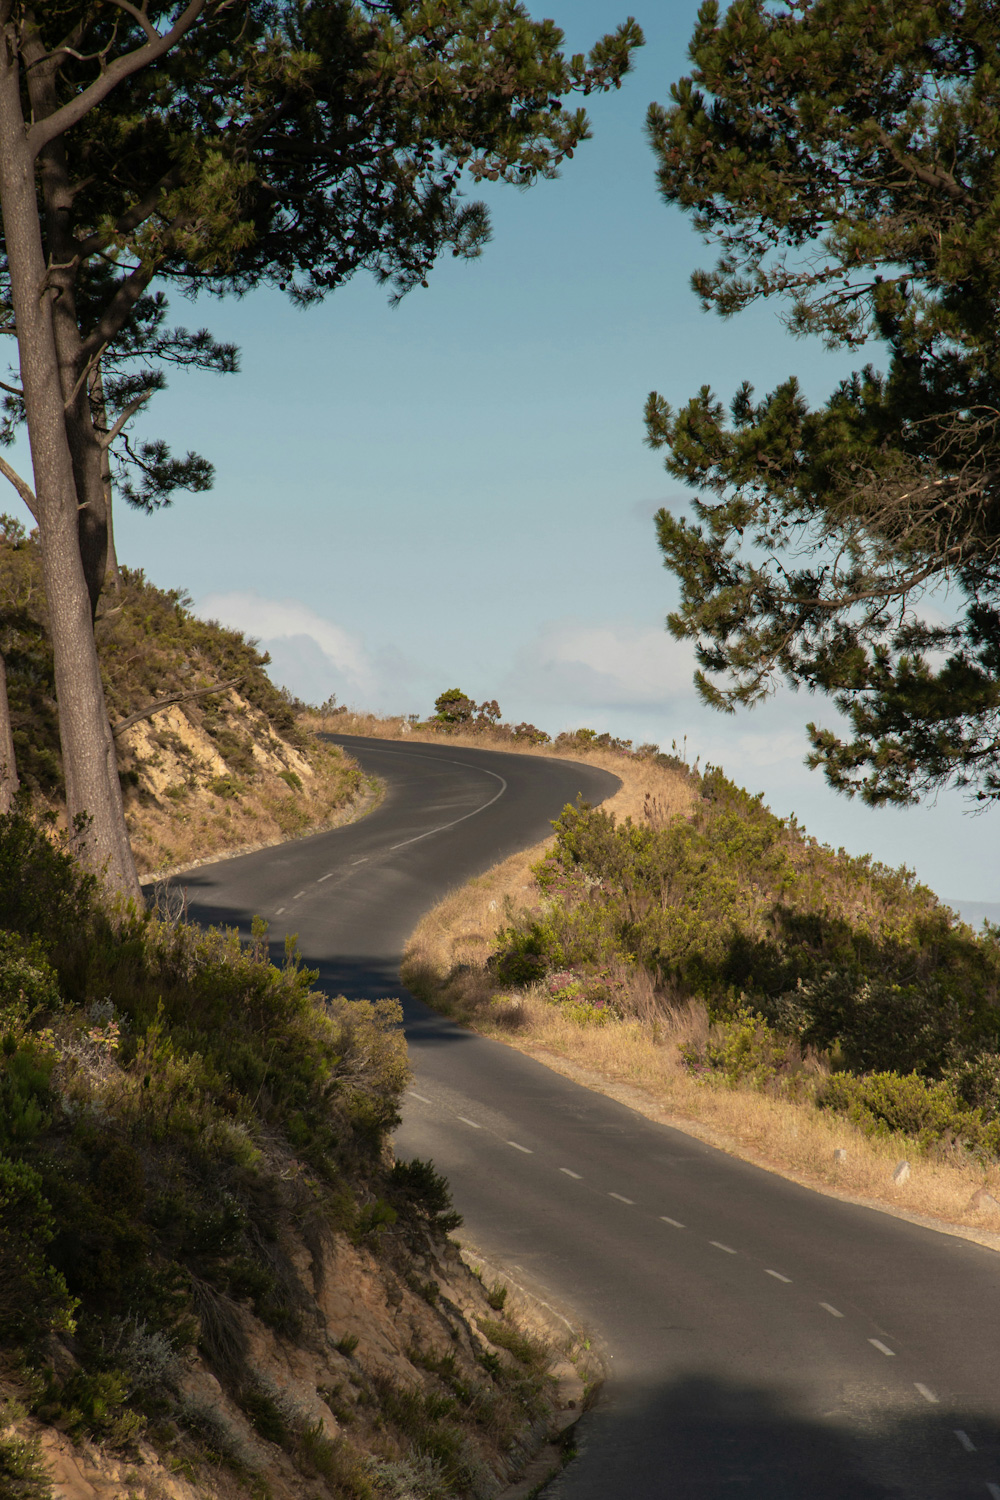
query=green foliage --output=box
[489,774,1000,1155]
[495,775,1000,1066]
[818,1072,1000,1155]
[0,1402,52,1500]
[433,690,477,726]
[680,1005,800,1094]
[485,1282,508,1313]
[0,532,312,803]
[0,805,421,1472]
[0,1157,76,1342]
[388,1158,463,1236]
[645,0,1000,805]
[476,1320,547,1371]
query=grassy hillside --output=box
[322,709,1000,1224]
[0,810,578,1500]
[1,518,365,873]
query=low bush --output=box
[0,806,424,1481]
[817,1071,1000,1155]
[485,769,1000,1161]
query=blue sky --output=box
[10,0,998,913]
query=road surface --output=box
[183,736,1000,1499]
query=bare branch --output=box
[98,388,153,449]
[0,454,38,520]
[107,0,158,44]
[64,340,108,412]
[113,676,244,737]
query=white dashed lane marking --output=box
[765,1269,791,1283]
[955,1431,976,1453]
[507,1141,532,1153]
[294,890,306,899]
[914,1383,938,1404]
[317,872,333,882]
[869,1339,895,1357]
[820,1303,844,1318]
[609,1193,634,1204]
[275,907,285,916]
[560,1169,582,1179]
[660,1217,685,1229]
[407,1091,432,1105]
[710,1241,737,1254]
[457,1116,483,1129]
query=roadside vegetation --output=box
[0,806,577,1499]
[322,701,1000,1232]
[1,519,369,875]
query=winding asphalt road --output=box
[182,736,1000,1500]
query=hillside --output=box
[312,710,1000,1229]
[0,810,586,1500]
[0,517,366,875]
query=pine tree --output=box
[645,0,1000,805]
[0,0,642,896]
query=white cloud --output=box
[197,591,374,695]
[506,618,697,710]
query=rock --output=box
[833,1148,847,1163]
[37,1433,98,1500]
[892,1160,911,1185]
[968,1187,1000,1215]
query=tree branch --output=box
[0,454,38,520]
[98,388,152,448]
[112,676,243,737]
[26,0,210,161]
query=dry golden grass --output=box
[400,772,1000,1247]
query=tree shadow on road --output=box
[551,1369,999,1499]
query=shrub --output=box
[388,1158,462,1235]
[433,689,476,726]
[818,1070,1000,1153]
[0,1155,76,1341]
[680,1005,800,1093]
[0,1402,52,1500]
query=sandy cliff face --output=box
[10,1214,585,1500]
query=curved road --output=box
[183,737,1000,1500]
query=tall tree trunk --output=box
[0,23,139,901]
[0,649,17,813]
[25,28,110,620]
[90,362,121,593]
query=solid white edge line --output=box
[560,1169,582,1179]
[389,766,508,849]
[710,1241,737,1254]
[914,1383,938,1404]
[456,1116,483,1129]
[660,1216,685,1229]
[954,1430,976,1452]
[407,1091,432,1104]
[609,1193,634,1204]
[869,1339,895,1357]
[765,1269,791,1283]
[820,1303,844,1318]
[507,1140,532,1153]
